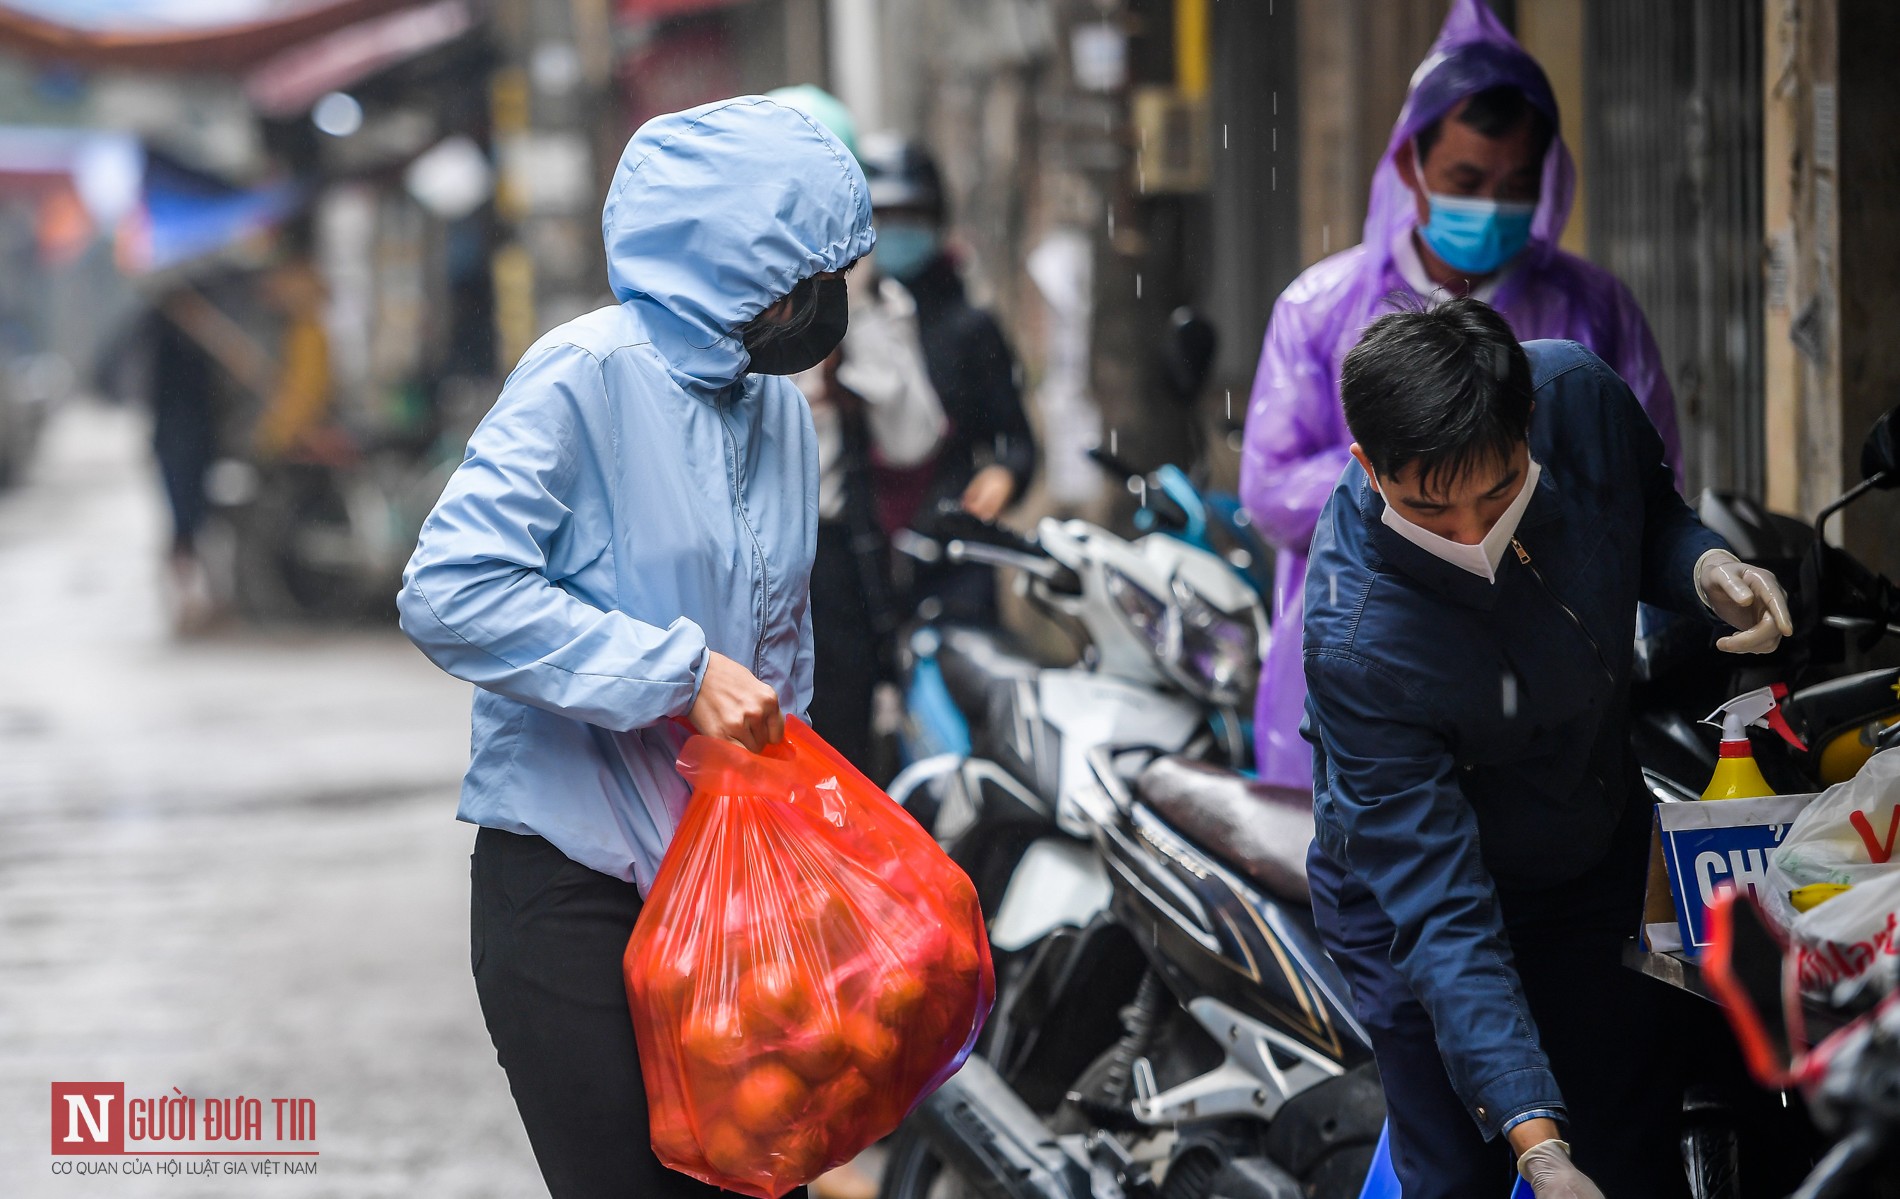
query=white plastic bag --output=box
[1787,868,1900,996]
[1772,748,1900,886]
[1767,748,1900,995]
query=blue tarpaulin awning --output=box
[119,152,300,274]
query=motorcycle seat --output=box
[1135,756,1314,905]
[933,622,1054,722]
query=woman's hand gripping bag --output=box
[624,717,994,1199]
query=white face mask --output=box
[1377,458,1542,584]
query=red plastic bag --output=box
[624,717,994,1198]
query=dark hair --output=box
[1340,296,1533,495]
[1416,84,1555,163]
[740,274,821,345]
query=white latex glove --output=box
[1697,549,1793,654]
[1517,1139,1605,1199]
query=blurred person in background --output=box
[856,133,1036,624]
[1239,0,1682,791]
[771,86,947,774]
[140,297,220,634]
[397,96,873,1199]
[250,257,335,462]
[131,249,338,633]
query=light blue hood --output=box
[602,95,877,395]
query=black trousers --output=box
[809,521,879,772]
[1307,797,1691,1199]
[471,826,807,1199]
[151,382,214,553]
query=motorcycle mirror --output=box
[1702,891,1803,1088]
[1859,405,1899,489]
[1813,404,1900,537]
[1086,444,1147,482]
[1163,307,1218,406]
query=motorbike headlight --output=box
[1105,566,1172,657]
[1168,577,1261,707]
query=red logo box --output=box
[50,1083,124,1154]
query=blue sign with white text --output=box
[1656,794,1817,954]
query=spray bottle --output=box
[1700,684,1808,800]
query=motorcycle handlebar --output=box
[944,539,1082,595]
[897,505,1083,596]
[1084,447,1191,532]
[1085,445,1145,480]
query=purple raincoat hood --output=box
[1363,0,1576,272]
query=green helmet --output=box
[765,85,859,162]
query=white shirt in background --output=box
[796,273,948,521]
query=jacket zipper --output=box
[718,405,770,674]
[1511,537,1615,688]
[1511,537,1623,813]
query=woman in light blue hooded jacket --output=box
[398,97,873,1197]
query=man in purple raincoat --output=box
[1239,0,1683,792]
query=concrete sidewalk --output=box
[0,401,543,1197]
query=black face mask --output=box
[740,275,848,375]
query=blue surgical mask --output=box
[1418,192,1536,276]
[873,221,939,281]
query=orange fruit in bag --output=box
[841,1010,897,1073]
[731,1060,811,1133]
[874,966,927,1024]
[777,1123,832,1182]
[642,947,697,1015]
[781,1020,850,1083]
[739,961,813,1036]
[681,1003,749,1069]
[799,890,863,959]
[701,1118,755,1179]
[813,1066,873,1117]
[906,991,955,1048]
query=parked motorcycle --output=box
[1634,404,1900,804]
[886,741,1378,1199]
[1084,446,1275,603]
[888,504,1267,932]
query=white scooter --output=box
[888,507,1267,959]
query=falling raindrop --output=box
[1225,389,1232,420]
[1223,124,1229,150]
[1108,208,1115,239]
[1136,273,1143,299]
[1110,429,1118,455]
[1329,574,1338,605]
[1323,224,1331,254]
[1501,673,1519,719]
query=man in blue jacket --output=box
[1301,298,1790,1197]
